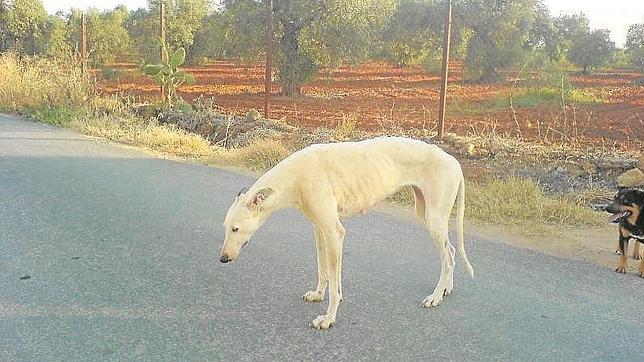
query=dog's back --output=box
[281,137,462,216]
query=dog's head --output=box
[219,187,274,263]
[605,187,643,225]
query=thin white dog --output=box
[219,136,474,329]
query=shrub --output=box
[0,53,93,112]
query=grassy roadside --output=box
[0,53,605,233]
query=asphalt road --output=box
[1,114,643,361]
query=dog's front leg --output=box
[616,230,629,273]
[633,240,641,260]
[303,227,327,302]
[311,224,342,330]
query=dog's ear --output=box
[246,187,274,210]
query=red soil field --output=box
[97,61,644,149]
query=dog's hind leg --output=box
[421,214,456,308]
[336,222,346,301]
[419,184,457,308]
[411,186,426,223]
[303,227,328,303]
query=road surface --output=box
[1,114,642,361]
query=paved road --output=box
[0,114,642,361]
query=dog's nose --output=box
[220,254,230,263]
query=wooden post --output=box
[159,2,166,102]
[264,0,273,119]
[437,0,452,141]
[81,12,87,75]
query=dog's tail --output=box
[456,173,474,278]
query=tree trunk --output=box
[279,22,302,97]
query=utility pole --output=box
[437,0,452,141]
[159,2,166,102]
[264,0,273,119]
[81,12,87,75]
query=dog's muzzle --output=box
[220,254,231,263]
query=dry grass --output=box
[334,113,358,141]
[388,177,604,231]
[70,115,215,158]
[466,177,604,228]
[211,139,293,173]
[0,53,92,112]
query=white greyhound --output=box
[219,136,474,329]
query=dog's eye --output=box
[232,227,239,232]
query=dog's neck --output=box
[251,176,299,217]
[260,186,298,214]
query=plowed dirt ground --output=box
[97,61,643,149]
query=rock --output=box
[229,127,281,148]
[443,133,458,144]
[581,162,597,174]
[590,203,608,212]
[617,168,644,187]
[565,163,584,178]
[597,157,638,171]
[460,142,476,156]
[132,104,158,119]
[245,108,262,123]
[299,127,335,146]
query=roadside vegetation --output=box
[1,0,641,236]
[0,52,612,233]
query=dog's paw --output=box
[633,253,642,260]
[310,315,335,330]
[615,266,627,273]
[421,292,444,308]
[302,290,324,303]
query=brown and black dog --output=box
[605,187,644,277]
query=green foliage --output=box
[0,0,635,93]
[568,29,615,74]
[552,13,590,61]
[140,37,196,104]
[382,0,442,67]
[41,15,71,58]
[304,0,396,67]
[271,0,396,96]
[1,0,47,55]
[66,7,133,65]
[128,0,210,62]
[511,87,601,107]
[460,0,540,82]
[191,0,265,63]
[625,24,644,72]
[32,105,77,126]
[272,0,326,96]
